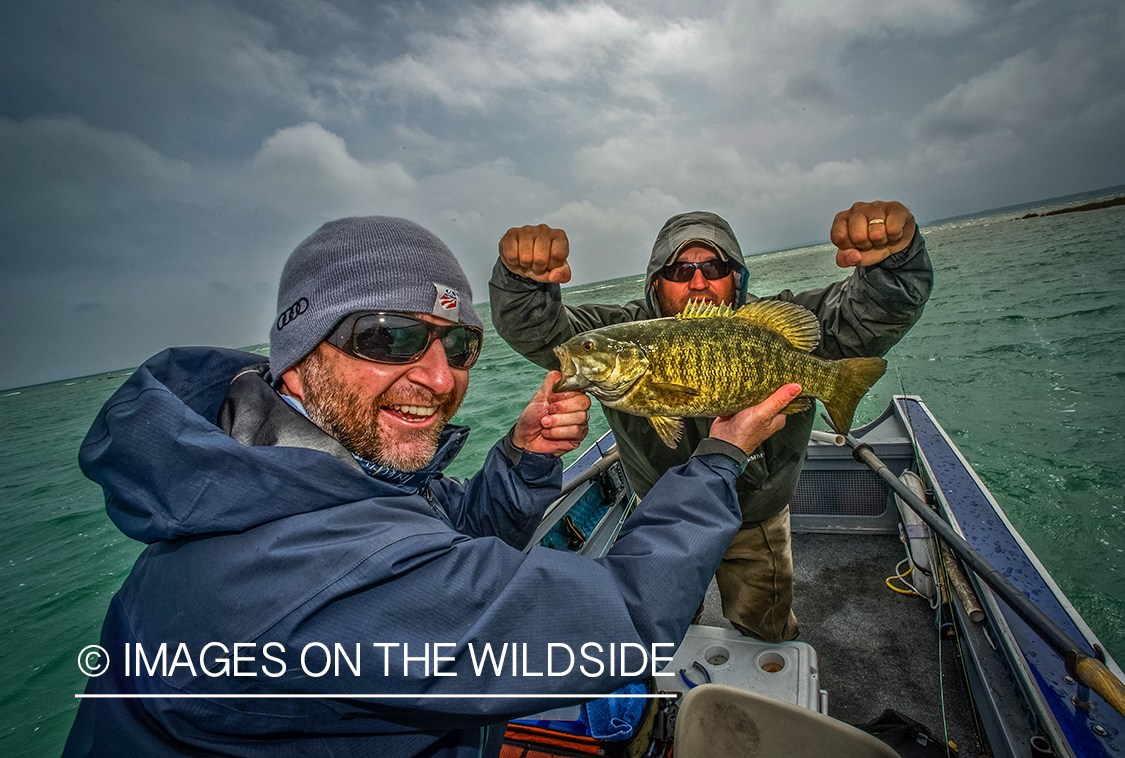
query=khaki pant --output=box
[701,506,799,643]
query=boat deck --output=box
[695,530,982,756]
[557,399,1124,758]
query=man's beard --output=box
[656,287,719,316]
[295,349,462,472]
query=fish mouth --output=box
[586,371,643,402]
[552,346,586,392]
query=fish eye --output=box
[582,340,595,351]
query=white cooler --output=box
[658,624,827,714]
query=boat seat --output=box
[674,684,901,757]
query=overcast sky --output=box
[1,0,1122,388]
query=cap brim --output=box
[669,238,727,264]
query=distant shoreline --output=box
[919,184,1125,229]
[744,184,1125,257]
[1020,195,1125,219]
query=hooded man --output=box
[65,215,802,758]
[489,201,933,643]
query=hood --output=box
[644,211,750,317]
[78,346,467,543]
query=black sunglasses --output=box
[327,312,483,369]
[660,259,734,282]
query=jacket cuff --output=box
[691,438,750,475]
[873,228,924,271]
[502,427,561,472]
[503,431,562,491]
[502,427,525,466]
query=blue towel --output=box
[580,682,647,742]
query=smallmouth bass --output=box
[552,299,886,448]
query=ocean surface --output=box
[2,192,1124,756]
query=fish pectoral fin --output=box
[646,382,701,405]
[649,416,685,449]
[781,397,814,415]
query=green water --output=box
[2,196,1123,756]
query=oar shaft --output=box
[850,442,1085,661]
[850,439,1125,717]
[559,446,620,498]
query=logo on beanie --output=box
[277,297,309,331]
[432,283,460,321]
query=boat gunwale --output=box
[894,397,1122,678]
[894,396,1123,757]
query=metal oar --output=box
[839,429,1125,718]
[525,446,622,552]
[558,445,619,500]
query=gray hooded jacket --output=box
[488,211,932,525]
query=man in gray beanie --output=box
[68,214,796,758]
[267,216,494,475]
[490,201,933,644]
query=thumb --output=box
[538,371,562,399]
[835,248,862,268]
[547,263,572,284]
[764,383,802,414]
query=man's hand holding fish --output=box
[709,383,803,455]
[512,370,593,456]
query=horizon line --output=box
[76,692,674,700]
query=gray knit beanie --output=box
[269,216,484,378]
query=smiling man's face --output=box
[282,312,469,471]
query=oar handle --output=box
[1070,652,1125,718]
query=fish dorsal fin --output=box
[731,300,821,352]
[676,299,734,320]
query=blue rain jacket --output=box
[64,346,744,757]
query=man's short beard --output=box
[295,348,461,472]
[654,281,735,316]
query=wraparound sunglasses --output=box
[327,312,483,369]
[659,259,733,282]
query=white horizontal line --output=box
[76,693,675,700]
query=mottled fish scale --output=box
[648,317,828,411]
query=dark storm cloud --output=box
[782,71,841,108]
[916,4,1122,139]
[0,115,193,275]
[1,0,1122,388]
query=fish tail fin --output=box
[825,357,887,434]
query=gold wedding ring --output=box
[868,218,886,225]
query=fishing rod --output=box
[830,420,1125,719]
